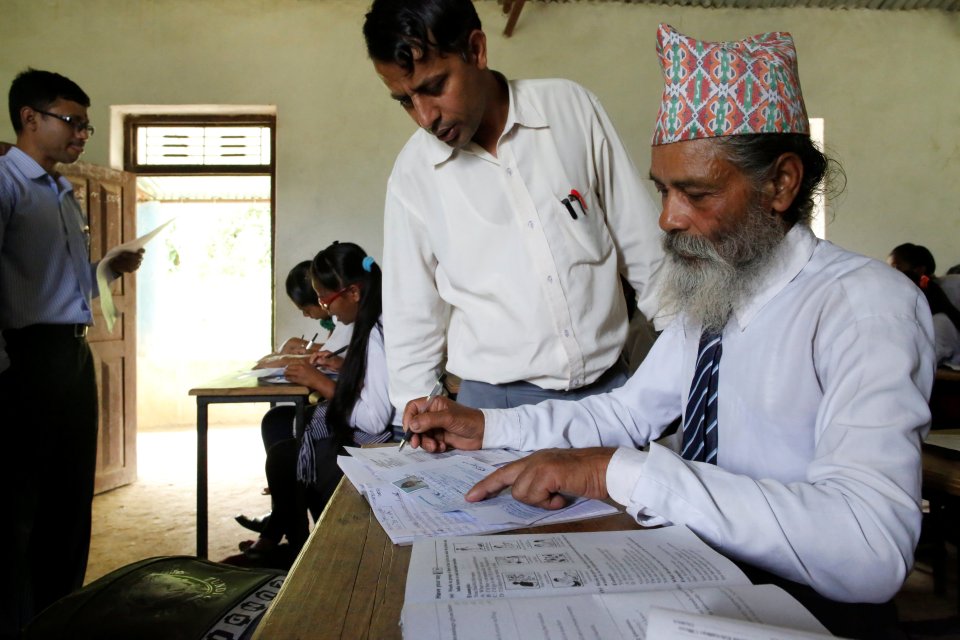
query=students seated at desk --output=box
[254,260,353,371]
[227,242,399,568]
[888,243,960,368]
[251,261,354,463]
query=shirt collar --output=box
[731,223,818,330]
[424,76,550,166]
[5,146,74,194]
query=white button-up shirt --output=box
[483,225,936,603]
[382,78,664,412]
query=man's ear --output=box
[768,152,804,215]
[19,106,36,131]
[467,29,488,70]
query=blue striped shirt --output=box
[0,146,99,329]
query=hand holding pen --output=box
[399,374,446,452]
[400,388,485,454]
[309,345,347,372]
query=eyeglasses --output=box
[318,285,352,311]
[34,109,95,136]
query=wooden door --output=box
[60,162,138,494]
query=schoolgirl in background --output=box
[227,242,397,568]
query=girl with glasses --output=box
[227,242,398,568]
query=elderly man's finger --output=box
[510,464,570,510]
[465,462,523,502]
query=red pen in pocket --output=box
[568,189,588,216]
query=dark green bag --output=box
[24,556,285,640]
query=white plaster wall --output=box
[2,0,958,349]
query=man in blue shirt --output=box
[0,69,143,638]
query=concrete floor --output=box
[87,424,960,637]
[88,423,271,582]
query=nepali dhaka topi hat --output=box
[652,23,810,145]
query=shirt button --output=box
[506,168,513,176]
[527,221,534,229]
[547,275,553,283]
[563,329,570,337]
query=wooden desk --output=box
[921,429,960,607]
[931,368,960,430]
[189,373,310,558]
[253,479,641,640]
[923,428,960,495]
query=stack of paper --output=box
[401,526,834,639]
[338,446,619,545]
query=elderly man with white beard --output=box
[400,24,936,639]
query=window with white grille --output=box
[124,116,274,175]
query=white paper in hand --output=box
[96,219,174,332]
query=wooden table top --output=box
[188,371,310,397]
[936,368,960,383]
[253,479,641,640]
[923,429,960,497]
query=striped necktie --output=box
[681,331,722,464]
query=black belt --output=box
[3,323,90,340]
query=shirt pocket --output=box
[549,189,614,266]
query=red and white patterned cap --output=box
[653,24,810,145]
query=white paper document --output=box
[237,367,287,380]
[382,455,571,525]
[343,445,523,472]
[364,484,618,545]
[96,218,173,333]
[400,527,832,640]
[339,446,619,544]
[645,606,834,639]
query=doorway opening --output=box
[124,114,276,429]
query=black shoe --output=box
[222,539,293,570]
[235,512,272,533]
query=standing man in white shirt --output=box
[362,0,664,412]
[403,24,936,638]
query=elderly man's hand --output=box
[403,396,484,453]
[109,249,144,274]
[466,448,616,510]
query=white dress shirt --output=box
[483,225,936,603]
[348,318,400,437]
[382,78,664,413]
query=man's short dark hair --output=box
[891,243,937,276]
[285,260,320,308]
[715,133,840,228]
[8,68,90,133]
[363,0,482,72]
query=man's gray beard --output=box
[659,203,788,334]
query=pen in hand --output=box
[313,344,347,362]
[305,332,319,351]
[399,374,445,452]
